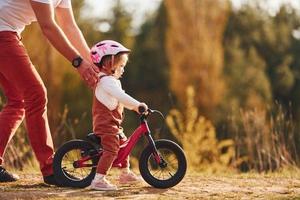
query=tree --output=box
[222,5,273,115]
[96,0,133,46]
[164,0,229,119]
[124,3,169,110]
[223,3,300,119]
[222,3,300,163]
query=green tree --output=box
[124,3,169,110]
[96,0,133,47]
[224,4,300,105]
[222,3,300,160]
[222,5,273,116]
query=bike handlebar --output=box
[138,106,154,115]
[138,105,164,122]
[138,105,147,114]
[137,106,165,133]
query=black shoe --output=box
[43,174,61,186]
[0,166,19,182]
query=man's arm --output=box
[55,6,91,62]
[30,1,98,87]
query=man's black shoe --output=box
[43,174,62,186]
[44,170,80,186]
[0,166,19,182]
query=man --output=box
[0,0,99,185]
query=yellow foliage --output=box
[166,86,235,172]
[165,0,229,118]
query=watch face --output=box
[72,57,83,68]
[74,60,79,66]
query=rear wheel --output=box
[53,140,99,188]
[139,139,187,188]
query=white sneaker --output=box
[119,171,143,184]
[90,177,117,191]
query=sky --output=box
[82,0,300,32]
[83,0,162,32]
[231,0,300,15]
[231,0,300,8]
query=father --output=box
[0,0,99,185]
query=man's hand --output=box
[77,60,99,88]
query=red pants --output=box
[0,31,54,176]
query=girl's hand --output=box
[137,103,148,114]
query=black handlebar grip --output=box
[138,105,146,113]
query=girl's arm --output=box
[100,78,140,111]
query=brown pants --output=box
[96,132,129,175]
[0,31,54,176]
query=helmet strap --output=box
[110,55,115,74]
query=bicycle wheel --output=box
[139,139,187,188]
[53,140,99,188]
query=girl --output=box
[89,40,148,190]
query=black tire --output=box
[53,140,99,188]
[139,139,187,188]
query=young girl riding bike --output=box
[89,40,148,191]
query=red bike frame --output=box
[112,122,149,167]
[76,114,162,168]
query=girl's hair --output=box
[98,52,129,69]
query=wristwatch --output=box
[72,56,83,68]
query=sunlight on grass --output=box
[166,86,236,172]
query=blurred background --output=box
[2,0,300,173]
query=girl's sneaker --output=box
[90,177,117,191]
[119,171,143,184]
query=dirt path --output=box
[1,172,300,199]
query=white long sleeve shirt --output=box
[0,0,71,34]
[95,73,140,111]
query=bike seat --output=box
[86,132,101,144]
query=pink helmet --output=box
[90,40,130,66]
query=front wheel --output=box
[139,139,187,188]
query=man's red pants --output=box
[0,31,54,176]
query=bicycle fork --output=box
[145,132,167,168]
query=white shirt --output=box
[95,73,140,111]
[0,0,71,34]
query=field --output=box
[1,170,300,200]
